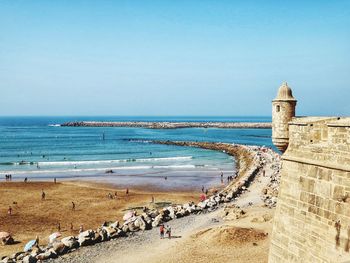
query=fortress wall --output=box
[269,118,350,263]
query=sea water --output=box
[0,116,272,190]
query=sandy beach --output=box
[0,182,200,258]
[0,142,280,262]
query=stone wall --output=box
[269,117,350,263]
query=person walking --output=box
[41,190,46,200]
[126,188,129,195]
[159,224,165,239]
[166,225,171,239]
[72,201,76,211]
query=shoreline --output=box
[0,142,280,262]
[60,121,271,129]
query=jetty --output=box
[61,121,271,129]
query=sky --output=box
[0,0,349,116]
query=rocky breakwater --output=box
[0,142,280,263]
[61,121,271,129]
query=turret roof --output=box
[273,82,297,101]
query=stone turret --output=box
[272,82,297,152]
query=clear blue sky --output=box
[0,0,349,116]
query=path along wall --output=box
[269,117,350,263]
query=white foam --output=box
[37,156,193,166]
[0,164,197,175]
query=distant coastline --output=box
[61,121,272,129]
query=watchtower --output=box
[272,82,297,152]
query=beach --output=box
[50,142,280,263]
[0,182,200,258]
[0,141,281,262]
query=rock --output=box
[165,206,175,219]
[152,214,162,227]
[78,230,95,246]
[52,242,68,255]
[103,226,118,239]
[22,255,37,263]
[10,252,23,260]
[95,227,108,242]
[61,236,79,249]
[134,217,147,231]
[122,224,130,233]
[142,213,152,225]
[15,252,26,261]
[109,221,119,229]
[197,201,207,209]
[36,249,57,260]
[0,235,14,246]
[207,201,216,208]
[1,257,14,263]
[148,209,159,218]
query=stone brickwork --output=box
[269,117,350,263]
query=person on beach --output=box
[54,178,56,184]
[114,191,118,199]
[79,225,84,233]
[70,223,74,231]
[72,201,76,211]
[41,190,46,200]
[8,206,12,216]
[151,196,155,203]
[126,188,129,195]
[201,185,204,193]
[205,189,209,195]
[164,176,167,180]
[166,225,171,239]
[57,223,61,232]
[159,224,165,239]
[24,177,28,183]
[108,193,113,199]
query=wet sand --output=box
[0,181,201,257]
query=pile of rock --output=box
[261,152,281,208]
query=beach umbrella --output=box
[49,232,61,243]
[123,211,134,221]
[24,239,37,252]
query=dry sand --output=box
[0,181,199,257]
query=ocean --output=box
[0,116,272,190]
